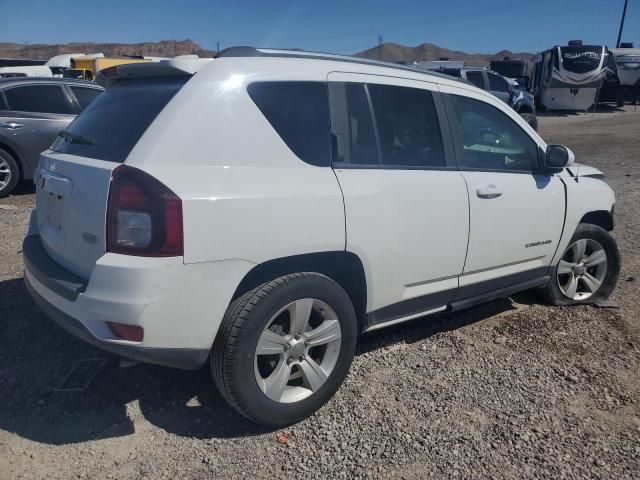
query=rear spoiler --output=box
[96,58,213,87]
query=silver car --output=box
[0,77,103,196]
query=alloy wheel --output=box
[557,238,608,300]
[254,298,342,403]
[0,158,11,190]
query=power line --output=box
[616,0,629,47]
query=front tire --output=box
[0,148,19,198]
[520,112,539,131]
[543,223,620,306]
[211,273,357,426]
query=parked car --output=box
[23,50,619,427]
[0,77,103,196]
[430,66,538,130]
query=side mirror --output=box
[545,144,575,171]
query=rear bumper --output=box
[23,232,254,370]
[25,275,209,369]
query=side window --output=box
[70,86,102,110]
[368,84,445,168]
[0,92,8,110]
[488,73,509,92]
[247,82,331,167]
[465,71,485,89]
[4,85,74,114]
[344,83,378,165]
[450,94,538,172]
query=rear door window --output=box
[247,82,331,167]
[368,84,445,168]
[344,83,379,165]
[465,71,485,89]
[52,77,187,163]
[4,84,74,114]
[69,86,102,110]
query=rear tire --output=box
[0,148,19,198]
[211,273,357,426]
[520,112,539,131]
[543,223,620,306]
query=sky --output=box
[2,0,639,55]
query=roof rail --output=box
[216,46,464,83]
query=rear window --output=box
[465,71,485,89]
[247,82,331,167]
[52,77,187,163]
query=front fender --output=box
[551,176,615,265]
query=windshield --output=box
[489,62,527,78]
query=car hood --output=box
[560,163,606,179]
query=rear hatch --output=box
[36,76,188,279]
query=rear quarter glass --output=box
[52,77,188,163]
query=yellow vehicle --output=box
[63,56,152,81]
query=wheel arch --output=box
[580,210,614,231]
[517,103,534,114]
[231,251,368,329]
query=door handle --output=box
[1,122,24,130]
[476,184,503,199]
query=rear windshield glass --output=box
[52,77,187,162]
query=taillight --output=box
[107,165,183,257]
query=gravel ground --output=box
[1,106,639,479]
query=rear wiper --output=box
[58,130,94,145]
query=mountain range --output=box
[0,39,534,67]
[0,40,215,60]
[355,42,535,66]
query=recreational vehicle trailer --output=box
[533,40,608,111]
[611,43,640,87]
[45,53,86,77]
[0,65,52,78]
[610,43,640,105]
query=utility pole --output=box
[378,34,383,60]
[217,41,220,54]
[616,0,629,47]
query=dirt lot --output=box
[1,107,639,479]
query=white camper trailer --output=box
[610,43,640,87]
[0,65,53,78]
[45,53,85,76]
[533,40,608,110]
[45,53,104,77]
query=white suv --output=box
[23,48,620,426]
